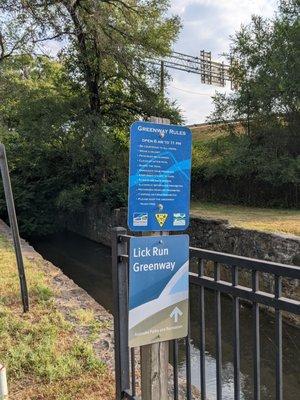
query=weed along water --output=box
[32,230,300,400]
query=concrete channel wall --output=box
[66,203,300,265]
[65,203,300,326]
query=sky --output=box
[167,0,278,124]
[43,0,278,124]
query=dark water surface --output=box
[32,231,300,400]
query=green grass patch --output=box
[0,235,114,399]
[192,127,227,143]
[191,201,300,236]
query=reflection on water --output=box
[186,286,300,400]
[32,231,113,311]
[32,231,300,400]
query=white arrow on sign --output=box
[170,306,183,323]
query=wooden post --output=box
[141,341,169,399]
[140,116,170,400]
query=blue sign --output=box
[128,235,189,347]
[128,121,192,232]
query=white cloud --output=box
[167,0,278,124]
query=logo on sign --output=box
[155,213,168,227]
[133,213,148,227]
[173,213,186,226]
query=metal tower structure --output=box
[148,50,237,92]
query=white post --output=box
[0,364,8,400]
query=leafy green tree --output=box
[0,0,181,121]
[0,56,130,235]
[210,0,300,154]
[192,0,300,207]
[0,1,183,235]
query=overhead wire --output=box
[168,85,216,96]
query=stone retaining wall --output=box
[65,203,300,325]
[66,203,300,266]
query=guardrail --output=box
[112,228,300,400]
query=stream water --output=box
[31,231,300,400]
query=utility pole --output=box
[160,60,165,98]
[246,84,251,137]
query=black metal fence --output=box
[112,227,300,400]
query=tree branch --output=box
[32,31,74,43]
[0,33,5,60]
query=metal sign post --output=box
[0,144,29,313]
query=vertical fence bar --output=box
[0,144,29,313]
[131,348,136,397]
[185,256,192,400]
[185,332,192,399]
[173,340,179,400]
[214,262,222,400]
[112,227,130,400]
[198,259,206,400]
[232,266,241,400]
[185,336,192,400]
[252,270,260,400]
[275,275,283,400]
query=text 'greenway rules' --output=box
[128,121,192,232]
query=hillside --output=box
[189,122,244,143]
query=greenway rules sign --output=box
[128,235,189,347]
[128,121,192,232]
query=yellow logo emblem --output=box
[155,214,168,227]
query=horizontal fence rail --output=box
[113,229,300,400]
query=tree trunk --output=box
[65,2,101,113]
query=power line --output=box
[169,85,214,96]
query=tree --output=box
[210,0,300,155]
[0,1,183,235]
[0,0,181,118]
[191,0,300,208]
[0,55,133,235]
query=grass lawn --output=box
[0,235,114,400]
[190,123,244,143]
[190,125,227,143]
[191,202,300,236]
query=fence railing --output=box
[112,228,300,400]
